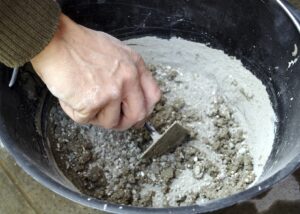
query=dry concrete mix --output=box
[48,37,276,208]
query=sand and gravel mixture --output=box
[48,37,276,207]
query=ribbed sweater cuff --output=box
[0,0,61,68]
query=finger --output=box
[89,98,121,129]
[136,58,161,115]
[114,83,147,131]
[133,118,147,129]
[59,100,93,124]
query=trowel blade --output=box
[140,122,189,160]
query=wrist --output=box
[30,14,77,77]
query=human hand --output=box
[31,14,161,130]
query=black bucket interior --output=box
[0,0,300,213]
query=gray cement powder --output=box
[49,37,276,208]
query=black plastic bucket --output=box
[1,0,300,213]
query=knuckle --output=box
[127,48,138,58]
[96,110,120,129]
[102,120,119,129]
[131,110,147,122]
[73,111,89,124]
[122,44,132,53]
[108,86,121,101]
[126,70,138,82]
[121,63,138,83]
[132,52,143,63]
[79,104,97,116]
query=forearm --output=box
[0,0,61,68]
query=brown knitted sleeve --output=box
[0,0,61,68]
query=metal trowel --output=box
[140,122,190,160]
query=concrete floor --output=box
[291,0,300,8]
[0,149,101,214]
[1,0,300,213]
